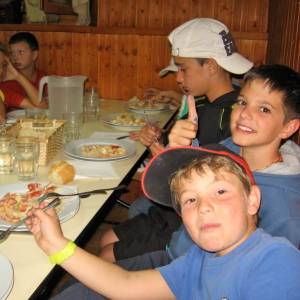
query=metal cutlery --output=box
[0,197,61,243]
[116,135,130,140]
[36,184,127,202]
[144,114,160,144]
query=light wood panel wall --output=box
[267,0,300,143]
[267,0,300,71]
[0,0,269,100]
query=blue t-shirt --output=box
[160,229,300,300]
[167,138,300,259]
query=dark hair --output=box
[196,58,209,66]
[0,43,7,55]
[244,64,300,121]
[9,32,39,51]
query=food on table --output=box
[48,160,75,185]
[0,183,55,224]
[80,144,126,158]
[128,96,166,110]
[110,113,146,126]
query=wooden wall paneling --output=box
[161,0,179,28]
[151,35,169,88]
[136,0,150,28]
[71,33,88,77]
[96,0,269,33]
[214,0,234,28]
[267,0,300,71]
[110,35,119,99]
[121,0,137,28]
[137,36,154,98]
[194,0,214,18]
[232,0,244,31]
[172,0,194,25]
[148,0,164,29]
[52,32,73,75]
[85,33,99,88]
[98,34,113,99]
[115,34,138,100]
[34,31,49,73]
[256,0,269,32]
[244,0,259,32]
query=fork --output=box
[0,197,61,243]
[36,184,127,202]
[144,114,160,144]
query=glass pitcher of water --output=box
[39,75,87,119]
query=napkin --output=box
[68,159,120,180]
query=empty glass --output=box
[0,136,14,174]
[14,137,40,181]
[63,112,83,143]
[83,87,100,122]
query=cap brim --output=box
[216,53,253,75]
[159,64,178,77]
[141,144,255,209]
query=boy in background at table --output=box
[0,32,47,109]
[27,145,300,300]
[98,18,253,262]
[0,44,43,117]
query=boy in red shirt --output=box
[0,32,47,109]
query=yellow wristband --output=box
[49,241,77,265]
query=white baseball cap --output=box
[159,57,178,77]
[168,18,253,74]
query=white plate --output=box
[127,98,169,114]
[0,255,13,300]
[64,138,136,161]
[0,183,80,231]
[128,106,169,115]
[102,113,147,131]
[6,109,25,122]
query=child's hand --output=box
[139,123,162,147]
[149,142,165,156]
[168,95,198,146]
[26,203,68,256]
[129,131,140,141]
[2,57,20,81]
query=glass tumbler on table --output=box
[63,112,83,143]
[14,137,40,181]
[0,136,14,175]
[83,87,100,122]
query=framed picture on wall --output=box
[41,0,74,15]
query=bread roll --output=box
[48,160,75,185]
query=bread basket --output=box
[5,119,65,166]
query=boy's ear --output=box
[279,119,300,139]
[204,59,218,76]
[32,50,38,62]
[247,185,260,216]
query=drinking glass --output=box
[83,87,100,122]
[14,137,40,181]
[63,112,83,143]
[0,136,14,174]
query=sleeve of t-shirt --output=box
[241,243,300,299]
[158,245,198,297]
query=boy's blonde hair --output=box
[170,155,252,213]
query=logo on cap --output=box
[219,30,237,56]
